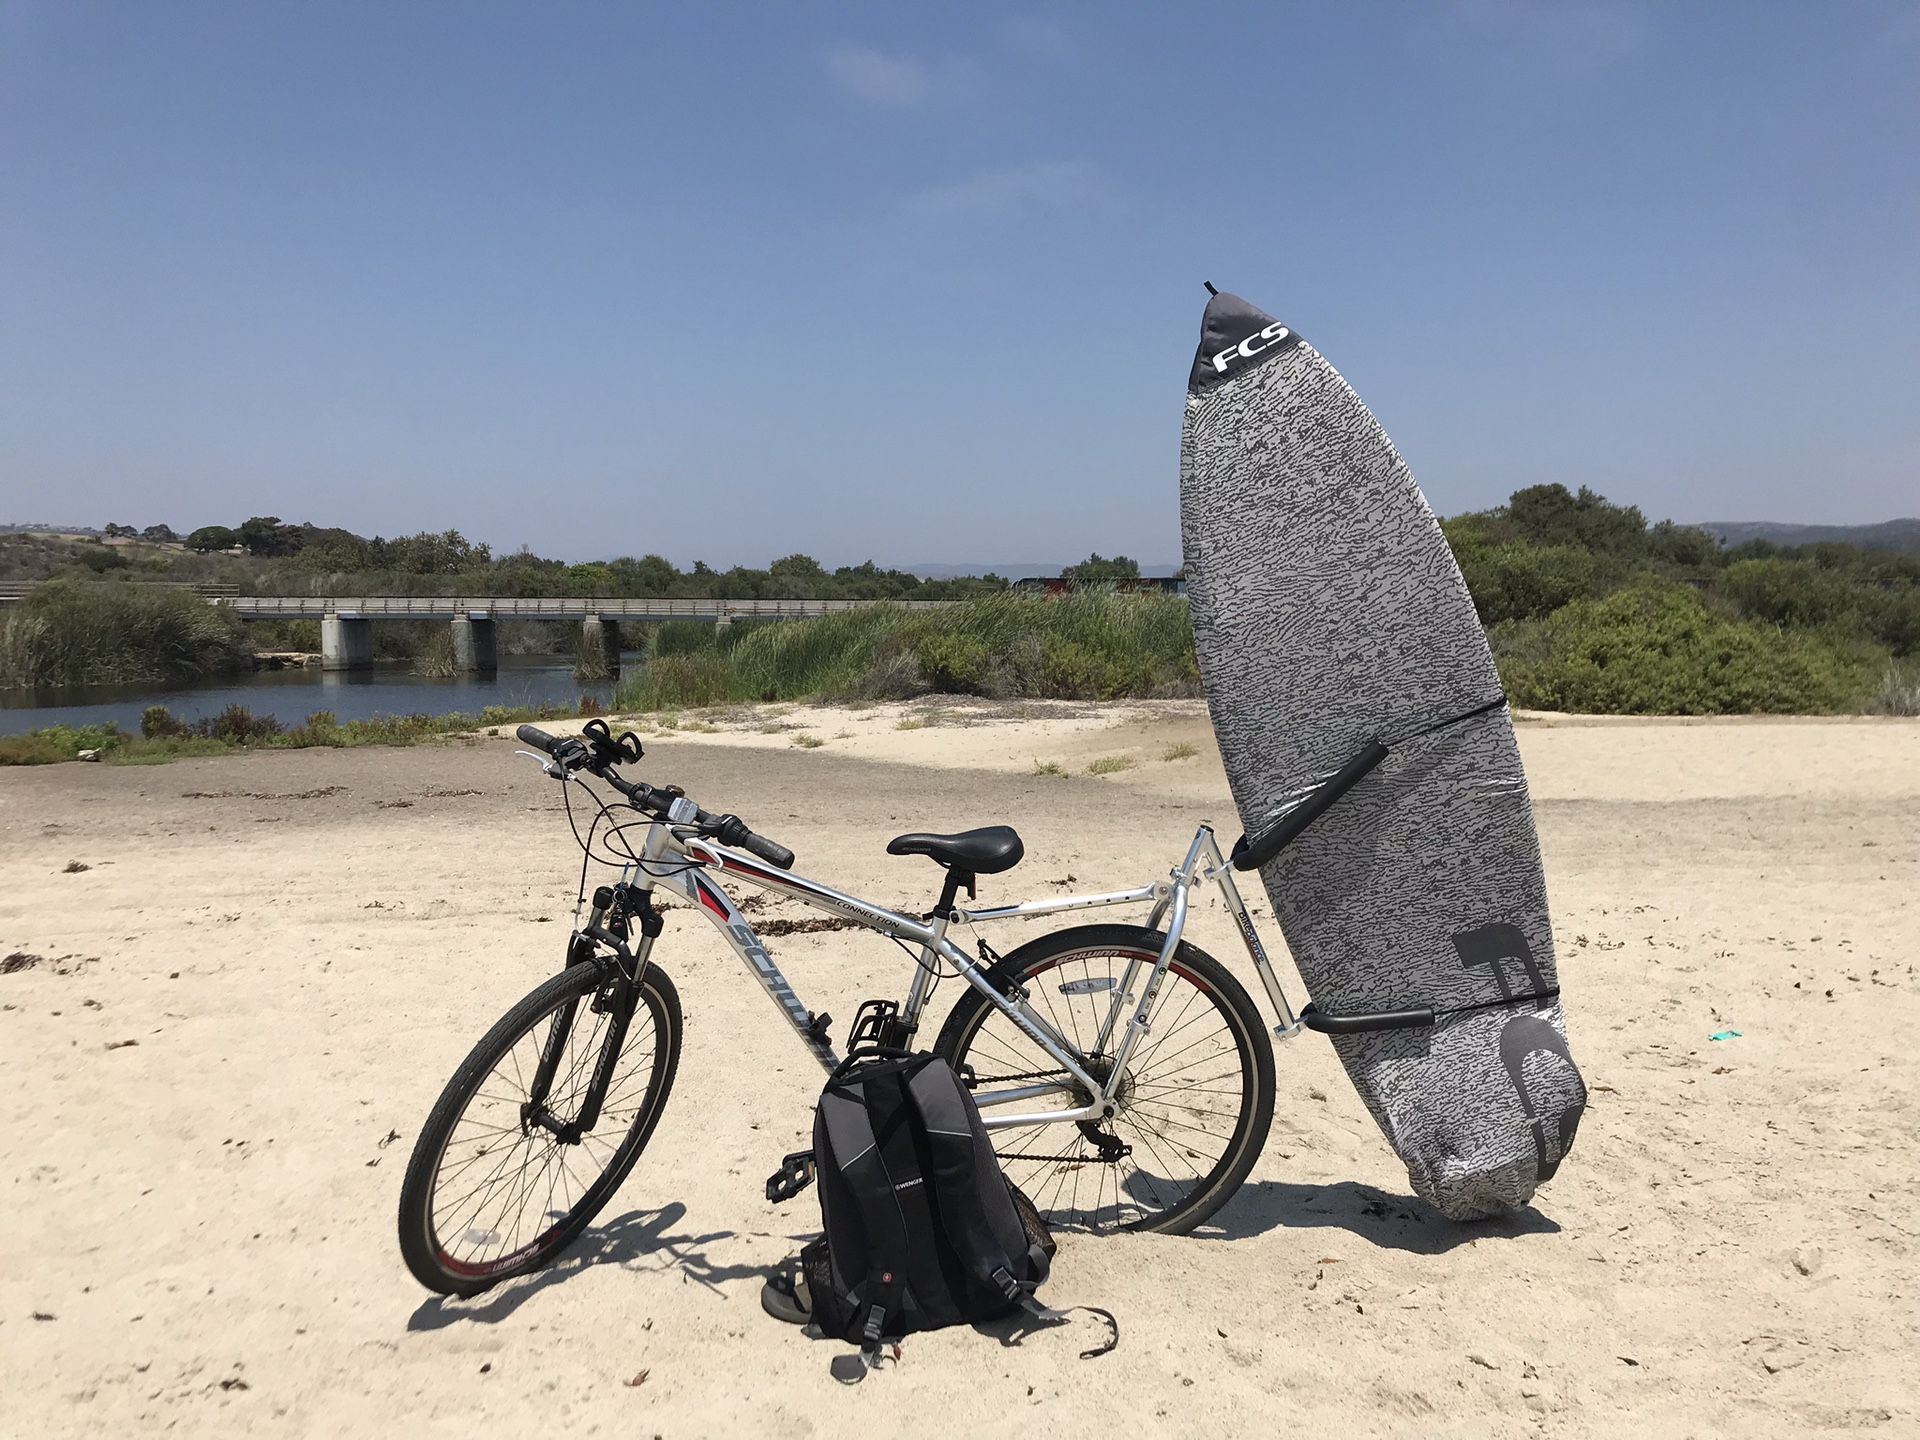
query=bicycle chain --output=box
[969,1066,1127,1165]
[968,1067,1072,1086]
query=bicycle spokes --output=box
[429,987,659,1275]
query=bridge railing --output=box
[0,580,240,602]
[215,595,960,619]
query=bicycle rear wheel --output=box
[397,961,681,1295]
[933,924,1273,1236]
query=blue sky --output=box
[2,1,1915,567]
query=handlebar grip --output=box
[516,724,559,754]
[741,831,796,871]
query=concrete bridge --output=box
[216,595,957,672]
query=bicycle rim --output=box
[424,970,672,1281]
[949,943,1259,1232]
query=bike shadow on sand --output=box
[1196,1179,1560,1253]
[407,1202,766,1331]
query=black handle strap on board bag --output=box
[767,1050,1116,1379]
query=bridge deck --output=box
[218,595,957,620]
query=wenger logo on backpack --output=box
[763,1050,1116,1378]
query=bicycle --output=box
[398,719,1315,1297]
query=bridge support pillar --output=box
[450,614,497,674]
[579,615,621,681]
[714,611,734,632]
[320,613,373,671]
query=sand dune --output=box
[2,702,1915,1436]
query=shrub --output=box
[0,581,252,689]
[1494,582,1877,714]
[912,632,991,694]
[141,704,188,739]
[1457,543,1614,624]
[1718,557,1919,656]
[204,704,282,744]
[607,589,1200,710]
[412,628,458,677]
[0,722,123,765]
[1869,664,1920,717]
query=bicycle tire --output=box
[397,961,682,1296]
[932,923,1274,1236]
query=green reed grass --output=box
[0,581,254,689]
[610,589,1201,711]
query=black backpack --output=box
[771,1051,1112,1374]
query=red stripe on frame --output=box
[718,855,782,885]
[694,880,730,919]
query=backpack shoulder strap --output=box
[902,1059,1033,1303]
[817,1076,910,1361]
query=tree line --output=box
[68,515,1146,602]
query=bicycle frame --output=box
[591,805,1308,1135]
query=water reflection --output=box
[0,654,617,735]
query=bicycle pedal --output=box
[766,1149,816,1203]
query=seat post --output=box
[933,867,975,921]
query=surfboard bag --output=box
[1180,289,1587,1220]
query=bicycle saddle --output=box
[885,825,1024,875]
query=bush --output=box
[1457,543,1614,624]
[204,704,282,744]
[607,589,1199,710]
[0,581,252,689]
[912,632,991,694]
[1494,582,1877,714]
[1718,557,1919,656]
[1869,664,1920,717]
[412,628,458,677]
[0,722,123,765]
[141,704,187,739]
[138,703,282,744]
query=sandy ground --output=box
[2,701,1916,1437]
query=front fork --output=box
[525,883,662,1141]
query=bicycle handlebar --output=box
[516,723,563,755]
[513,723,794,869]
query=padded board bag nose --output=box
[1179,290,1587,1219]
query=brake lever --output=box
[514,749,571,781]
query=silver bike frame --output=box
[594,797,1306,1135]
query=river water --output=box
[0,654,617,735]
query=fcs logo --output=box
[1211,321,1291,374]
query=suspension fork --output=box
[527,883,663,1132]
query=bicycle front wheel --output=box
[397,961,682,1295]
[933,924,1274,1236]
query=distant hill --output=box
[1698,519,1920,556]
